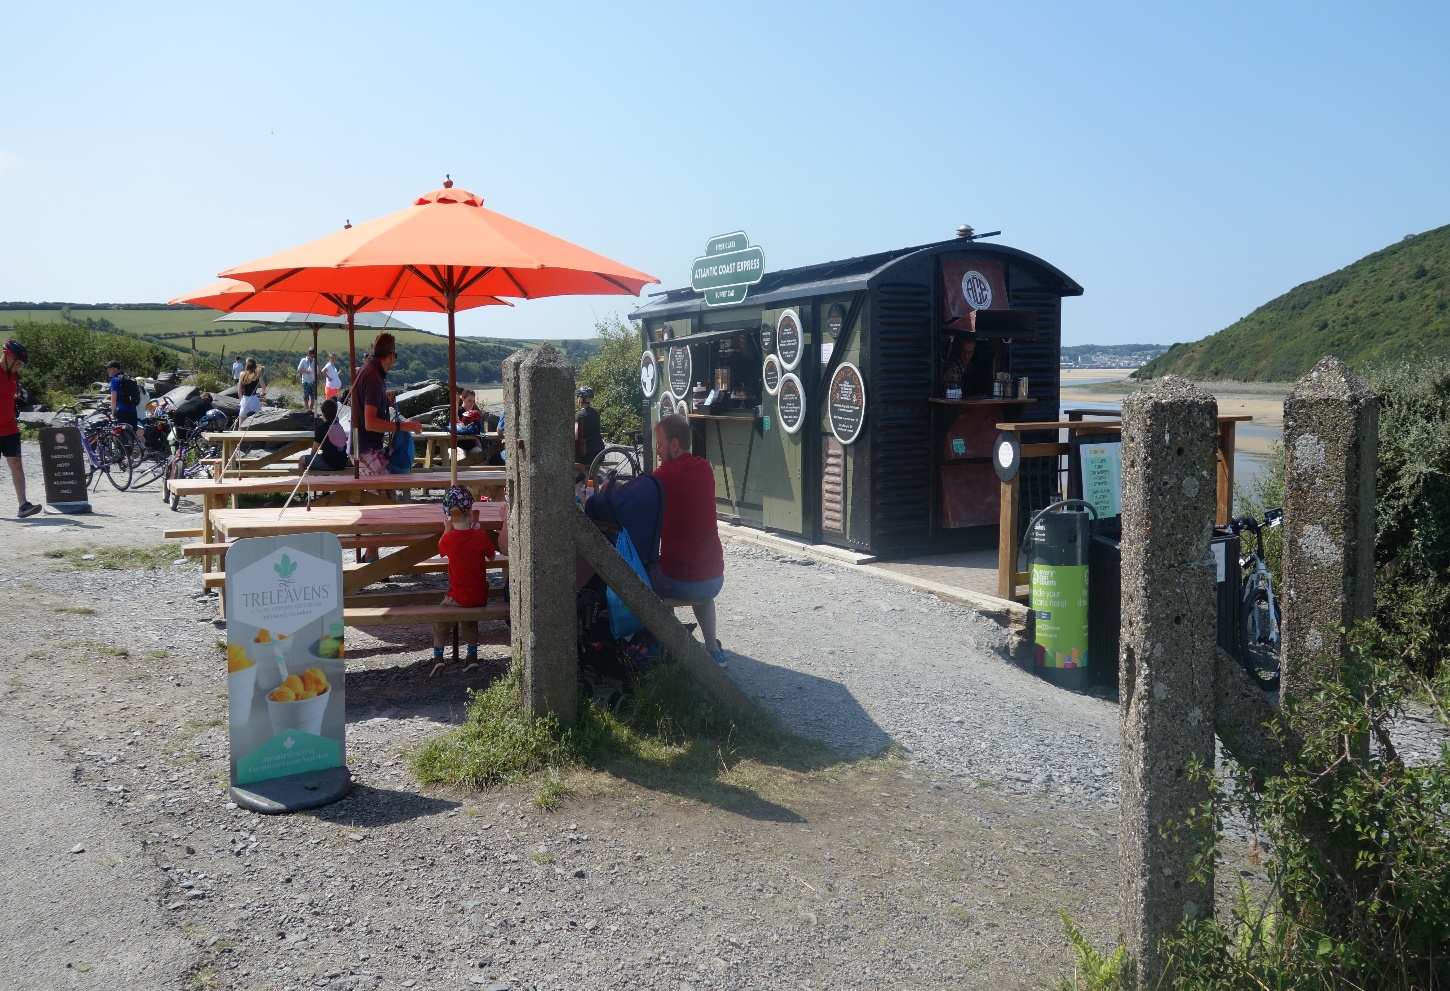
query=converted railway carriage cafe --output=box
[631,230,1082,557]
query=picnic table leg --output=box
[1216,421,1236,526]
[424,437,436,470]
[343,536,439,595]
[202,493,216,574]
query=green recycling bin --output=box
[1030,502,1094,690]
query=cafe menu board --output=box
[776,309,802,370]
[667,344,692,397]
[827,362,866,445]
[776,372,805,435]
[762,354,782,395]
[39,426,91,512]
[1079,441,1123,519]
[827,303,845,337]
[759,319,775,355]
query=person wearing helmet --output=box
[432,484,498,669]
[1,340,41,518]
[575,385,605,468]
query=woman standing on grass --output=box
[238,358,266,425]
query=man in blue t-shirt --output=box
[106,360,138,427]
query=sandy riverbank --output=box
[1059,368,1287,456]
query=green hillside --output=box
[0,303,601,384]
[1135,224,1450,381]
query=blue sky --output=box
[2,2,1447,346]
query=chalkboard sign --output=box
[776,309,802,370]
[657,391,676,422]
[667,344,692,397]
[827,362,866,445]
[762,354,782,395]
[759,321,775,355]
[827,303,845,337]
[777,373,805,435]
[39,426,92,513]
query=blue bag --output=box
[387,430,415,474]
[607,528,649,640]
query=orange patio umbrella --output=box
[219,178,659,481]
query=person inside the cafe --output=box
[351,332,422,477]
[650,413,727,665]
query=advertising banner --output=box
[225,533,350,812]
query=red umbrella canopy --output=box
[219,179,658,303]
[171,277,511,315]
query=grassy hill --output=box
[0,303,600,384]
[1135,224,1450,381]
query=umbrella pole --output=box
[347,306,360,479]
[448,302,458,485]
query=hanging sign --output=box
[225,533,350,813]
[639,349,658,399]
[667,343,693,397]
[760,320,775,355]
[762,354,782,395]
[776,309,803,370]
[777,372,805,435]
[827,362,866,445]
[1079,441,1123,519]
[38,425,92,513]
[690,231,766,306]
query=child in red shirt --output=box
[433,485,497,667]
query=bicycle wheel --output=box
[1240,587,1281,691]
[588,445,644,489]
[100,434,133,491]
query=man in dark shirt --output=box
[349,332,421,477]
[575,386,606,468]
[106,360,138,427]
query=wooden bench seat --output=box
[163,527,203,540]
[343,603,508,627]
[204,556,508,588]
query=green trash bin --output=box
[1028,500,1096,690]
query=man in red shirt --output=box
[650,413,727,665]
[1,340,41,518]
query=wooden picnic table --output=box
[210,501,507,609]
[205,430,314,476]
[417,430,503,469]
[174,469,506,573]
[993,415,1251,602]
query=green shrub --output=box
[577,316,645,444]
[11,321,177,396]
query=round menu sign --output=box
[675,399,690,418]
[639,349,659,399]
[776,309,802,370]
[762,353,782,395]
[658,390,676,422]
[667,344,692,397]
[827,362,866,445]
[776,372,805,435]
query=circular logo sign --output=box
[827,362,866,445]
[826,303,845,337]
[776,372,805,435]
[658,390,676,422]
[762,354,782,395]
[639,350,658,399]
[992,431,1021,483]
[776,309,802,371]
[667,344,692,397]
[675,399,690,418]
[961,269,993,310]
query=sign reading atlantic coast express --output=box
[827,362,866,445]
[225,533,350,812]
[691,231,765,306]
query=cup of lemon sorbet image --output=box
[264,667,331,736]
[226,644,257,726]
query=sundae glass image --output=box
[265,667,330,736]
[251,627,291,694]
[226,644,256,726]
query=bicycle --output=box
[123,408,174,491]
[164,410,225,511]
[587,436,646,490]
[59,406,133,491]
[1228,508,1283,691]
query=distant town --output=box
[1060,343,1169,369]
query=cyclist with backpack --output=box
[106,360,141,428]
[2,340,42,518]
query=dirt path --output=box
[0,442,1142,990]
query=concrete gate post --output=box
[1279,356,1378,721]
[1117,377,1220,987]
[503,345,578,726]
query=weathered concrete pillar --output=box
[1280,356,1377,720]
[503,345,578,726]
[1118,377,1220,988]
